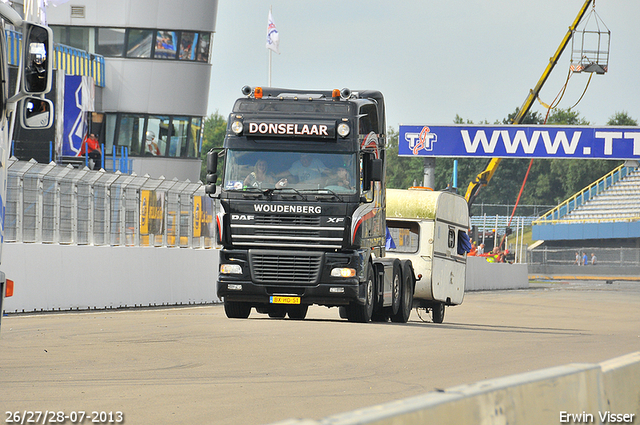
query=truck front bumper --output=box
[217,249,365,307]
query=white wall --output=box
[2,243,220,312]
[465,256,529,291]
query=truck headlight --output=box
[220,264,242,274]
[231,120,243,135]
[331,267,356,278]
[337,123,350,137]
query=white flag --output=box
[266,10,280,54]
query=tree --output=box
[199,111,227,182]
[607,111,638,126]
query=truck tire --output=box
[224,301,251,319]
[287,304,308,320]
[347,266,374,323]
[390,262,402,316]
[432,302,445,323]
[391,263,413,323]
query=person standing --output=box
[79,133,101,170]
[582,252,588,266]
[591,253,597,265]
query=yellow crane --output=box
[464,0,596,208]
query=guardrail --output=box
[533,164,633,225]
[268,351,640,425]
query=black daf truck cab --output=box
[206,87,415,323]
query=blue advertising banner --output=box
[62,76,95,157]
[399,125,640,160]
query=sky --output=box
[207,0,639,130]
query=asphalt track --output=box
[1,280,638,425]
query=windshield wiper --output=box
[240,186,265,198]
[314,188,343,201]
[270,186,306,200]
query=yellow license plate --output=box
[270,296,300,305]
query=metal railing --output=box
[533,164,634,225]
[5,158,215,248]
[528,246,640,267]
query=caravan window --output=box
[386,220,420,253]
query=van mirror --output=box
[21,24,53,94]
[21,97,53,129]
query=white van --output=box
[385,189,470,323]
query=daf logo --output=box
[232,214,254,221]
[328,217,345,223]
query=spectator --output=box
[582,252,588,266]
[591,253,597,265]
[574,251,581,265]
[79,133,101,170]
[477,243,485,255]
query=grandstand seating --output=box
[564,168,640,222]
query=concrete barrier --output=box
[269,351,640,425]
[2,243,220,312]
[465,256,529,291]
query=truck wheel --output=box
[347,267,374,323]
[390,262,402,316]
[224,301,251,319]
[432,302,445,323]
[391,264,413,323]
[287,304,308,320]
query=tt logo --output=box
[328,217,345,223]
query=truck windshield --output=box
[223,150,358,194]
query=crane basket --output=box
[570,6,610,74]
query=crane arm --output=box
[465,0,594,208]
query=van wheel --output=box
[224,301,251,319]
[432,302,445,323]
[287,304,308,320]
[347,267,374,323]
[391,264,413,323]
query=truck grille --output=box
[249,250,323,285]
[231,214,344,249]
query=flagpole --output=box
[268,49,272,87]
[268,5,272,87]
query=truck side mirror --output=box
[21,24,53,94]
[205,149,218,195]
[206,149,217,174]
[20,97,53,129]
[371,159,383,182]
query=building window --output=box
[179,32,197,60]
[188,118,202,158]
[168,117,188,157]
[146,115,170,156]
[106,114,202,158]
[118,114,145,155]
[97,28,125,57]
[197,33,210,62]
[127,29,153,58]
[154,30,177,59]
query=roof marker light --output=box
[332,89,341,100]
[254,87,263,99]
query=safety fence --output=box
[528,246,640,267]
[5,158,215,248]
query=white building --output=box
[46,0,219,181]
